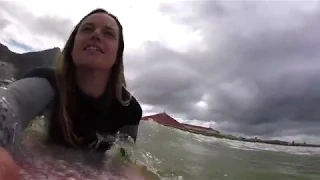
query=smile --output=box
[84,45,104,53]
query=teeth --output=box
[85,46,100,52]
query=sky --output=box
[1,0,320,143]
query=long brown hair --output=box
[53,8,131,147]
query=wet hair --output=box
[53,8,131,147]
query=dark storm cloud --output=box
[129,1,320,138]
[0,1,73,41]
[125,41,209,118]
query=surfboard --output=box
[10,126,160,180]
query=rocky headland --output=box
[0,43,60,84]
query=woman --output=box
[0,8,142,167]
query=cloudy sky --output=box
[1,0,320,143]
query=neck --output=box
[75,67,110,98]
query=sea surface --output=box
[15,119,320,180]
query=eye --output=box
[103,30,114,37]
[81,26,93,33]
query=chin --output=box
[75,61,112,71]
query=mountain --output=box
[0,43,61,81]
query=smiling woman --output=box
[0,8,143,179]
[72,12,120,72]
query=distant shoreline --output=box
[160,123,320,148]
[142,113,320,148]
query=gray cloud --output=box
[127,1,320,140]
[31,15,73,40]
[0,17,9,30]
[0,1,73,41]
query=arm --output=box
[0,77,55,148]
[118,95,143,143]
[116,124,139,161]
[119,124,139,142]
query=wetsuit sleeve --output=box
[0,68,55,149]
[118,95,143,142]
[0,78,55,129]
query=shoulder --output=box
[118,87,143,125]
[20,66,55,79]
[19,66,58,91]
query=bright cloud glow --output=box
[1,0,203,54]
[195,100,208,109]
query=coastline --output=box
[142,113,320,148]
[160,124,320,148]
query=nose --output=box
[90,28,103,41]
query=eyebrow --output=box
[81,22,116,32]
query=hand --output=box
[0,147,21,180]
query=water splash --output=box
[24,118,162,179]
[0,93,22,158]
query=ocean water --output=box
[17,119,320,180]
[134,121,320,180]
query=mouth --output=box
[83,45,104,53]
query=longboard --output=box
[12,129,160,180]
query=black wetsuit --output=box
[1,67,142,152]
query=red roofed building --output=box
[142,112,186,130]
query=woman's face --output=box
[72,13,119,71]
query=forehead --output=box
[81,13,119,31]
